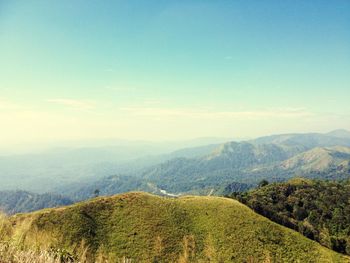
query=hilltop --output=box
[1,192,348,262]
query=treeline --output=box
[0,190,73,215]
[229,178,350,255]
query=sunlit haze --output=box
[1,1,349,150]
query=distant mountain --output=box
[236,147,350,183]
[140,141,300,193]
[0,140,225,192]
[140,134,350,193]
[326,129,350,139]
[0,145,158,192]
[252,131,350,149]
[59,131,350,197]
[280,146,350,172]
[206,141,297,166]
[0,190,73,215]
[167,143,220,159]
[1,192,347,262]
[113,143,221,175]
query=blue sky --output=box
[0,1,349,146]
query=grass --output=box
[1,192,348,262]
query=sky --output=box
[0,0,349,149]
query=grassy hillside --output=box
[1,192,348,262]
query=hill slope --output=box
[2,192,348,262]
[280,146,350,173]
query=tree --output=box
[93,189,100,198]
[258,180,269,188]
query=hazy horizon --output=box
[1,128,349,156]
[1,1,349,148]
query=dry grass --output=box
[0,212,133,263]
[0,242,134,263]
[0,244,61,263]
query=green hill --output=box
[1,192,348,262]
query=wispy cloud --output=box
[47,99,95,110]
[120,106,313,120]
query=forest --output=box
[231,178,350,254]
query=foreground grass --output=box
[0,243,132,263]
[1,192,348,262]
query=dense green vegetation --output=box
[231,178,350,255]
[0,190,73,215]
[1,192,348,262]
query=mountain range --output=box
[0,130,350,211]
[60,130,350,199]
[0,138,228,192]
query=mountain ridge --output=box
[57,131,350,199]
